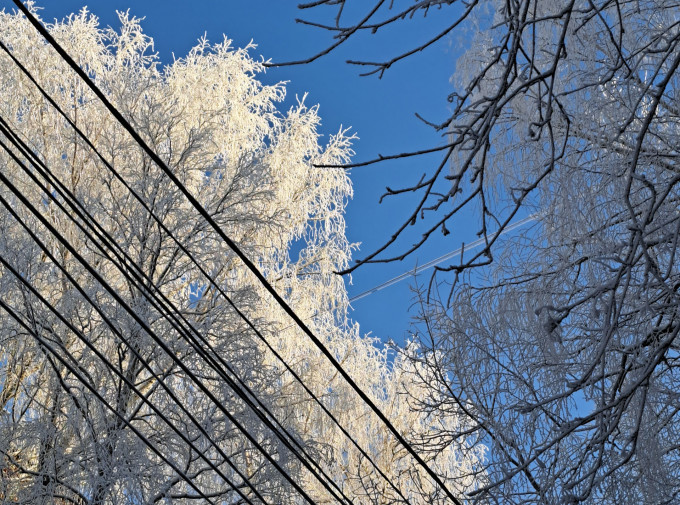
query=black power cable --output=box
[0,257,254,504]
[0,115,354,505]
[0,297,222,505]
[8,5,462,502]
[0,180,264,504]
[0,33,413,504]
[0,158,318,504]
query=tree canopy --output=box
[0,6,484,504]
[292,0,680,503]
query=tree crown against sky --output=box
[287,0,680,503]
[0,6,485,504]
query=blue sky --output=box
[33,0,471,343]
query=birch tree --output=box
[292,0,680,503]
[0,6,483,504]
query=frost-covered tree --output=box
[0,6,483,504]
[292,0,680,503]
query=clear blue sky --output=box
[31,0,472,343]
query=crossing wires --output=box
[3,2,468,503]
[0,31,412,504]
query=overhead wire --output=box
[0,113,354,505]
[0,30,413,504]
[0,268,223,505]
[349,213,540,302]
[0,305,223,504]
[0,268,244,505]
[0,55,398,504]
[0,160,263,504]
[0,143,319,505]
[9,3,463,502]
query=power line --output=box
[10,4,463,502]
[0,263,245,505]
[0,152,318,505]
[0,172,263,504]
[349,213,540,302]
[0,283,224,505]
[0,113,353,505]
[0,30,413,505]
[0,114,350,505]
